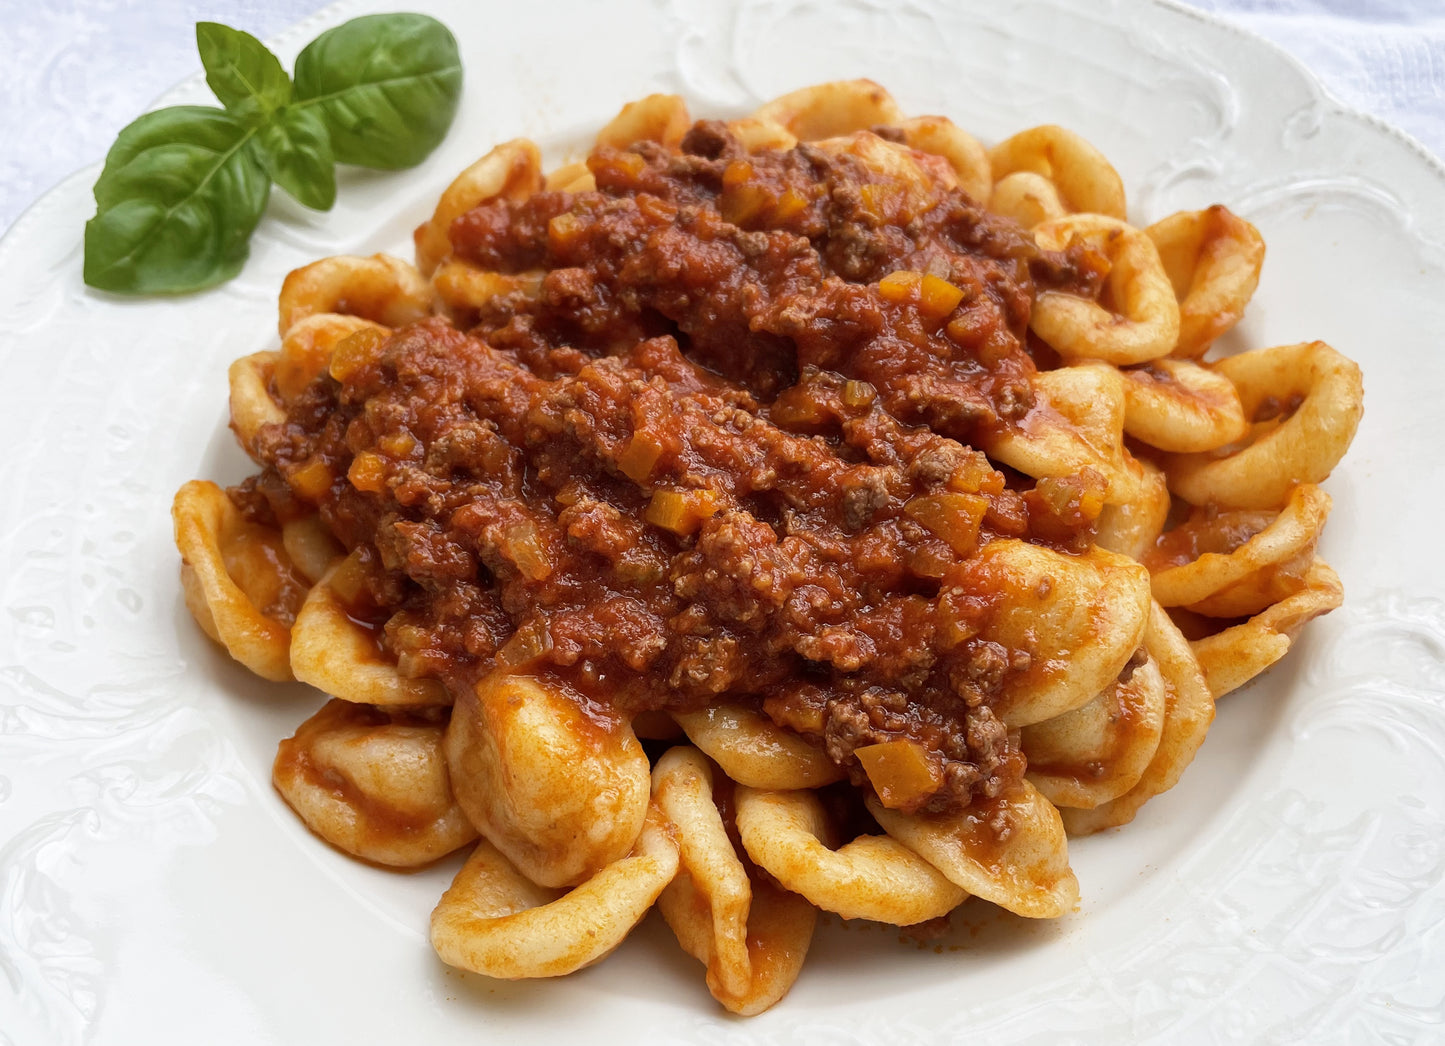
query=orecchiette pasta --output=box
[1059,601,1217,835]
[174,79,1360,1016]
[736,786,969,925]
[289,551,451,707]
[1030,214,1181,365]
[1147,205,1266,358]
[672,703,844,789]
[277,253,432,335]
[987,170,1067,228]
[652,747,818,1014]
[174,479,303,682]
[413,139,542,277]
[430,804,679,979]
[273,699,477,866]
[1120,358,1250,453]
[866,780,1080,919]
[1022,653,1168,810]
[1165,340,1364,509]
[753,78,905,142]
[988,124,1126,219]
[445,672,651,888]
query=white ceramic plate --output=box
[3,1,1443,1042]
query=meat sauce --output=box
[241,120,1107,815]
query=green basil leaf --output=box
[292,13,462,169]
[84,106,270,294]
[255,106,336,210]
[196,22,291,116]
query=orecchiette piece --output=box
[869,779,1079,918]
[672,703,843,790]
[1022,653,1167,810]
[596,93,690,150]
[753,79,905,142]
[1121,358,1249,453]
[174,479,305,682]
[652,746,815,1015]
[1147,483,1331,618]
[901,115,992,206]
[1188,559,1343,699]
[1093,459,1171,562]
[1146,205,1265,358]
[430,804,679,979]
[1031,214,1180,365]
[988,124,1126,219]
[987,170,1067,228]
[273,699,476,867]
[983,362,1145,505]
[277,253,432,335]
[228,351,285,457]
[414,139,543,277]
[445,671,651,887]
[736,786,967,925]
[949,539,1152,728]
[289,551,450,707]
[1166,341,1364,510]
[274,313,388,405]
[1061,600,1216,834]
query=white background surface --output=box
[1,0,1443,233]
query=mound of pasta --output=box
[173,80,1362,1014]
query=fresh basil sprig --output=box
[83,13,462,295]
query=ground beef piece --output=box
[671,512,800,627]
[680,119,739,160]
[818,683,1015,813]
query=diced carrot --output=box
[860,182,903,222]
[645,490,687,533]
[721,160,754,190]
[605,151,647,178]
[618,433,663,483]
[947,453,1005,496]
[347,452,388,494]
[378,432,416,458]
[645,489,719,536]
[855,739,943,810]
[773,188,809,222]
[721,183,771,226]
[917,274,965,319]
[547,212,584,251]
[904,492,988,557]
[877,269,922,304]
[908,544,952,579]
[328,327,384,382]
[288,458,333,501]
[769,386,833,428]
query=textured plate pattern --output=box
[0,1,1442,1043]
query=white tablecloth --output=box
[1,0,1442,234]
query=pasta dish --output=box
[172,80,1363,1014]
